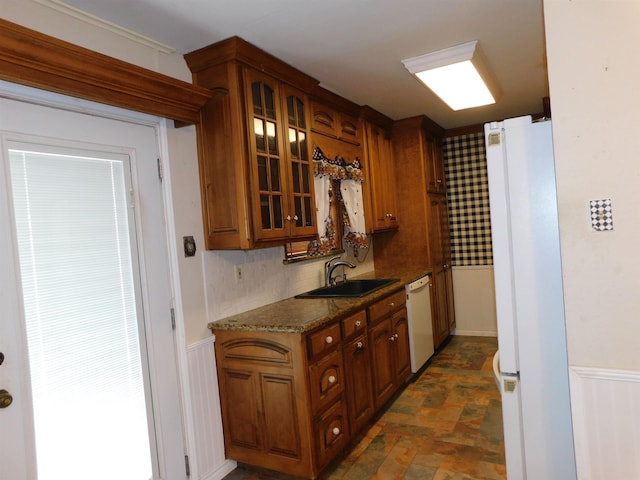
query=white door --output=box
[0,93,185,479]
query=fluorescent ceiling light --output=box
[402,41,500,111]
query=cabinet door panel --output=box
[432,267,450,349]
[261,374,301,458]
[343,334,375,433]
[222,369,262,450]
[245,68,288,241]
[391,308,411,383]
[364,121,398,233]
[368,320,395,409]
[281,83,316,237]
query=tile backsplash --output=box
[203,244,374,322]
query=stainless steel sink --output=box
[295,278,399,298]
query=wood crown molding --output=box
[0,18,211,124]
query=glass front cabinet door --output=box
[244,68,316,243]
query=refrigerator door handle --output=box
[492,350,501,389]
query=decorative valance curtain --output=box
[312,146,368,252]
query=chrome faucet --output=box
[324,255,356,287]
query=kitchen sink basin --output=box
[295,278,399,298]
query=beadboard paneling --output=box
[187,337,236,480]
[451,266,497,337]
[569,366,640,480]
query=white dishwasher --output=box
[405,274,435,373]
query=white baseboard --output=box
[452,329,497,337]
[569,366,640,480]
[199,459,237,480]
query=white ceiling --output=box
[63,0,549,130]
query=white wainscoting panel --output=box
[187,337,236,480]
[451,266,497,336]
[569,366,640,480]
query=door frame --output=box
[0,79,195,477]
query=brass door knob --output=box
[0,389,13,408]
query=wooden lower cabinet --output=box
[369,306,411,409]
[214,330,314,478]
[342,334,375,433]
[212,290,410,479]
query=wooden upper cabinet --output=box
[309,100,360,145]
[185,37,318,249]
[362,118,399,233]
[425,134,447,193]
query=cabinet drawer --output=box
[341,310,367,339]
[307,322,341,359]
[368,290,406,324]
[314,398,349,468]
[308,349,344,414]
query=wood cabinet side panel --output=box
[195,63,253,249]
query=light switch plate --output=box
[589,199,613,231]
[183,236,197,256]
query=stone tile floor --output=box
[223,335,505,480]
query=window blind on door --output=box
[9,146,153,480]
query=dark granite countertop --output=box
[208,268,430,334]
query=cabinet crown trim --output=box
[185,36,319,92]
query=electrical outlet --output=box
[235,265,243,283]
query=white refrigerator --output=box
[484,116,577,480]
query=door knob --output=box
[0,389,13,408]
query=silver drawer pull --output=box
[356,341,364,350]
[389,302,395,307]
[325,336,333,344]
[328,375,336,384]
[355,320,361,327]
[332,427,340,436]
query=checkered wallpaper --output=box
[443,132,493,266]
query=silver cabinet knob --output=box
[332,427,340,436]
[355,320,361,327]
[325,336,333,344]
[356,341,364,350]
[328,375,336,384]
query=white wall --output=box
[544,0,640,372]
[544,1,640,477]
